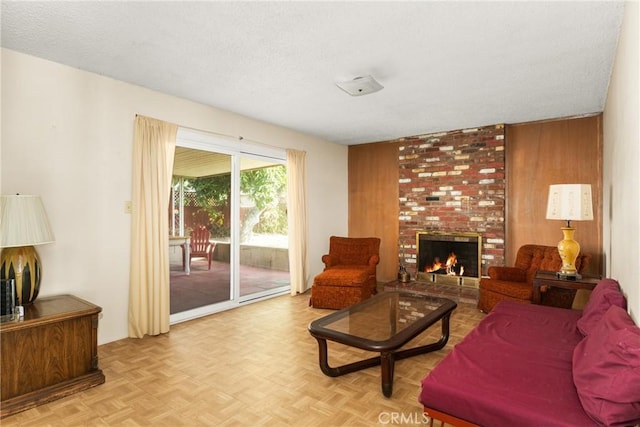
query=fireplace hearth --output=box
[416,232,482,287]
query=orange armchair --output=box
[478,244,590,313]
[310,236,381,309]
[181,226,216,271]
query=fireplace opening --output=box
[416,232,482,285]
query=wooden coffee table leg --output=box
[315,337,339,377]
[380,352,395,398]
[314,336,381,377]
[317,336,397,397]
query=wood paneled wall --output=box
[506,115,603,275]
[348,141,399,282]
[348,115,604,283]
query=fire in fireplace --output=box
[424,252,464,276]
[416,232,482,282]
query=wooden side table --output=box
[0,295,105,419]
[532,270,601,305]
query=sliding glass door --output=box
[238,157,290,302]
[169,149,232,317]
[169,130,290,323]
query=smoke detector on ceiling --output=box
[335,75,384,96]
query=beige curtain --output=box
[286,149,309,295]
[128,115,177,338]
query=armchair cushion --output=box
[311,268,370,288]
[321,253,380,269]
[480,279,534,300]
[487,266,527,282]
[322,236,381,269]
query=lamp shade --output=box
[0,195,55,305]
[0,195,55,247]
[546,184,593,221]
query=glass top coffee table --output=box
[308,291,457,397]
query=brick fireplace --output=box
[398,124,506,285]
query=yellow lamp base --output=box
[557,227,580,280]
[0,246,42,305]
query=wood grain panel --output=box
[506,115,603,275]
[348,142,400,282]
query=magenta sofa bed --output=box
[419,279,640,427]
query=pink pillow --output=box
[573,305,640,426]
[577,280,627,336]
[589,278,621,296]
[587,278,622,302]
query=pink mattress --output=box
[419,301,597,426]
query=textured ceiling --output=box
[1,1,625,145]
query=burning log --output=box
[425,252,464,276]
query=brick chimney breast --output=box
[397,124,506,277]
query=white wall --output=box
[0,48,348,344]
[603,1,640,321]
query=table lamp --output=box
[0,195,55,305]
[545,184,593,279]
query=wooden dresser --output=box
[0,295,105,418]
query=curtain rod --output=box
[135,113,282,151]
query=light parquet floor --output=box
[3,291,485,427]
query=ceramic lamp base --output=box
[0,246,42,305]
[557,226,580,278]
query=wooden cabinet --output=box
[0,295,105,418]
